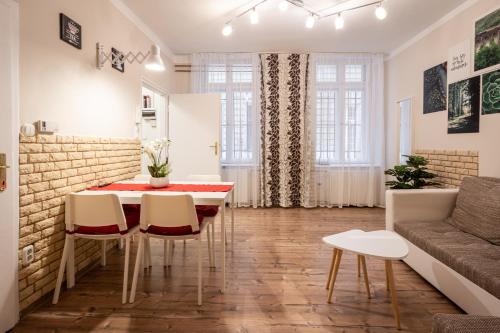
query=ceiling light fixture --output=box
[305,14,316,29]
[145,45,165,71]
[222,23,233,36]
[375,3,387,20]
[335,13,344,30]
[250,8,259,24]
[221,0,387,36]
[279,1,289,12]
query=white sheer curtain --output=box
[309,54,385,207]
[191,53,262,207]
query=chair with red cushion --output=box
[52,193,140,304]
[129,194,214,305]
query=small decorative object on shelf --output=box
[143,138,172,188]
[385,155,439,189]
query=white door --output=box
[168,94,221,180]
[398,98,412,164]
[140,84,167,174]
[0,0,19,330]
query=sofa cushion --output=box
[446,176,500,245]
[394,220,500,299]
[432,314,500,333]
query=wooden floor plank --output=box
[14,208,462,332]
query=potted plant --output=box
[385,155,439,189]
[143,138,171,188]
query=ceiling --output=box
[120,0,468,55]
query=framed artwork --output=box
[111,47,125,73]
[448,40,470,83]
[423,62,447,114]
[59,13,81,49]
[448,76,480,134]
[482,69,500,114]
[474,7,500,72]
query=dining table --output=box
[63,180,235,293]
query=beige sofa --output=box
[386,177,500,316]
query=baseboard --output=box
[402,238,500,316]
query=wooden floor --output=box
[14,208,461,333]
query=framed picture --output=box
[423,62,447,114]
[474,7,500,72]
[448,76,480,134]
[448,40,470,83]
[482,69,500,114]
[59,13,81,49]
[111,47,125,73]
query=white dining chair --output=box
[52,193,140,304]
[129,194,214,305]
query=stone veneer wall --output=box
[18,135,141,310]
[414,149,479,188]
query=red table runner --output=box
[88,183,233,193]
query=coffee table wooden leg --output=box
[326,249,338,290]
[385,264,390,292]
[360,256,371,299]
[385,260,401,330]
[357,255,361,277]
[327,250,343,303]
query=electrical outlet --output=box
[22,245,34,266]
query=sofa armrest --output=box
[385,189,458,231]
[432,314,500,333]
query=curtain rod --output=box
[180,51,382,56]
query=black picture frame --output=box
[423,62,447,114]
[59,13,81,49]
[111,47,125,73]
[448,76,481,134]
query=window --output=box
[206,63,254,164]
[315,61,367,164]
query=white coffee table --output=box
[322,229,409,330]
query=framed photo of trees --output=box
[448,76,481,134]
[474,7,500,72]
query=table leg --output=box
[385,264,390,292]
[220,199,226,293]
[327,249,343,303]
[385,260,401,330]
[64,196,75,288]
[357,255,361,277]
[231,189,235,250]
[326,248,338,289]
[360,256,371,299]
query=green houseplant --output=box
[143,138,172,188]
[385,155,439,189]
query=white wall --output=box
[19,0,175,138]
[385,0,500,177]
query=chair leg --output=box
[101,240,107,266]
[122,237,131,304]
[169,240,174,266]
[207,225,213,268]
[163,240,168,267]
[52,235,70,304]
[129,235,144,303]
[120,238,124,250]
[147,238,152,267]
[211,223,216,267]
[197,236,203,306]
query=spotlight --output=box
[222,24,233,36]
[305,15,316,29]
[375,4,387,20]
[279,1,289,12]
[250,8,259,24]
[335,13,344,30]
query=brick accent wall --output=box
[413,149,479,188]
[18,135,141,310]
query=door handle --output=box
[209,142,218,156]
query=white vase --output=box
[150,176,169,188]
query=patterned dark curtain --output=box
[259,53,314,207]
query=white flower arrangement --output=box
[142,138,171,178]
